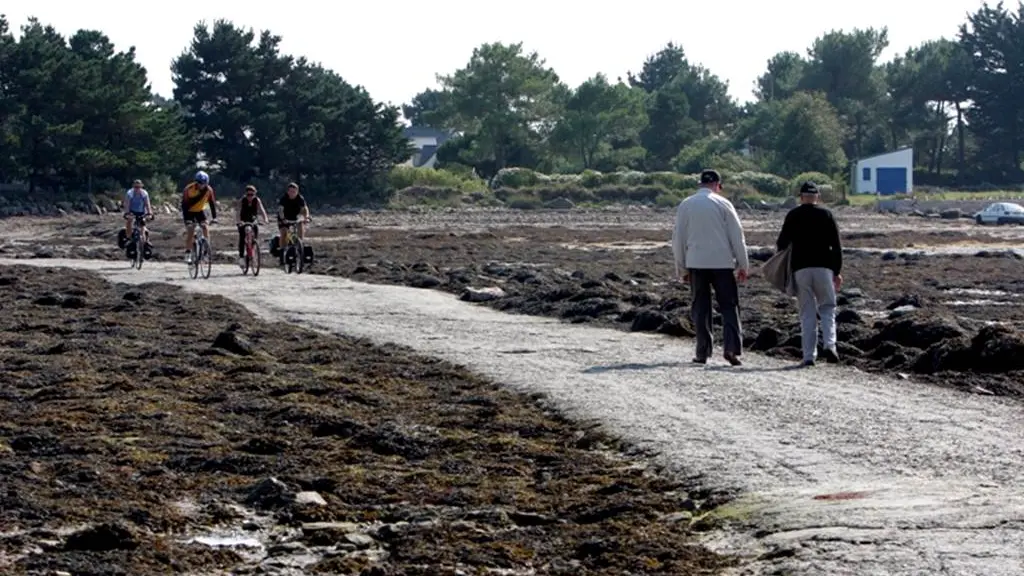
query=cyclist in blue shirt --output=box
[122,179,154,247]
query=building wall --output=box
[402,136,439,167]
[853,148,914,194]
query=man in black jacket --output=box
[776,182,843,366]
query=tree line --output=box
[1,3,1022,211]
[406,1,1024,186]
[0,16,410,206]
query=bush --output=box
[655,192,685,208]
[505,193,543,209]
[389,165,485,192]
[790,171,833,192]
[725,183,763,204]
[491,167,548,189]
[729,171,789,197]
[390,186,465,207]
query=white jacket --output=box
[672,188,749,275]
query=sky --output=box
[5,0,991,109]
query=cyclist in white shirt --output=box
[122,179,153,246]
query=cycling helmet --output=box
[195,171,210,184]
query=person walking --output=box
[672,169,750,366]
[775,182,843,366]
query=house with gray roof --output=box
[403,126,454,168]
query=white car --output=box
[973,202,1024,225]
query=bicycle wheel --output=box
[251,240,262,276]
[295,239,305,274]
[134,236,145,270]
[200,239,212,279]
[241,236,250,276]
[188,240,199,279]
[284,245,295,274]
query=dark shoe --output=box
[724,352,742,366]
[821,348,840,364]
[691,357,707,365]
[801,359,816,367]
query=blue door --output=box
[876,167,907,195]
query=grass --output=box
[846,190,1024,207]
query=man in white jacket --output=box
[672,169,749,365]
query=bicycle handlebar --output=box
[124,213,155,221]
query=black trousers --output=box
[689,268,742,358]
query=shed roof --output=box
[855,147,912,163]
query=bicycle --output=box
[239,222,262,276]
[278,219,309,274]
[186,221,213,280]
[123,213,154,270]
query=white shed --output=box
[851,148,913,195]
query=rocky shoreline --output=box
[0,266,732,575]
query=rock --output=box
[64,522,140,551]
[886,294,924,310]
[32,294,62,306]
[888,305,918,319]
[238,437,289,455]
[940,208,961,219]
[344,532,375,548]
[881,251,898,261]
[561,297,622,319]
[835,309,864,325]
[508,510,558,526]
[294,491,327,507]
[873,314,966,350]
[544,197,575,210]
[268,541,308,556]
[245,477,294,509]
[751,327,784,351]
[782,197,798,209]
[408,274,442,288]
[212,329,254,356]
[657,317,695,337]
[913,337,973,374]
[60,296,86,309]
[970,324,1024,372]
[460,286,506,302]
[629,309,668,332]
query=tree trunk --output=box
[955,102,966,183]
[935,134,946,175]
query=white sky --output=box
[6,0,987,108]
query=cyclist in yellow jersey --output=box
[181,170,218,262]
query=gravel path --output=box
[6,258,1023,576]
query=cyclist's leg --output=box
[183,213,196,258]
[298,221,306,240]
[237,224,246,258]
[125,216,133,241]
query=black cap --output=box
[800,181,819,195]
[699,169,721,185]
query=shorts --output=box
[129,210,147,220]
[183,210,207,225]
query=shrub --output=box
[655,192,685,208]
[389,165,485,192]
[491,167,549,189]
[790,171,833,192]
[390,186,464,207]
[729,171,789,197]
[505,193,543,209]
[724,183,763,204]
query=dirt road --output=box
[5,257,1022,576]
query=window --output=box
[862,167,871,181]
